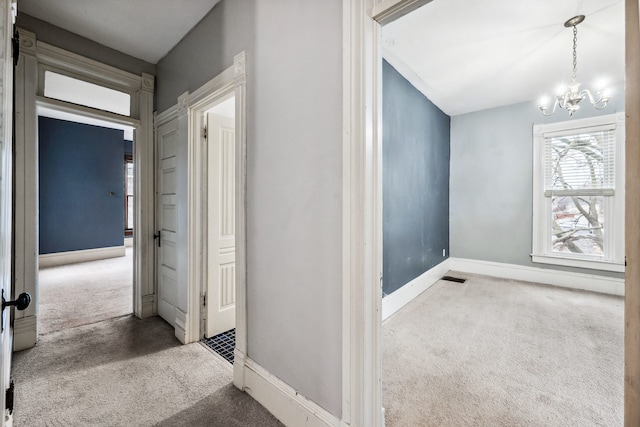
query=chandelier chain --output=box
[572,25,578,82]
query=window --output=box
[44,71,131,116]
[124,155,134,236]
[532,113,625,272]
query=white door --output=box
[1,2,15,425]
[156,119,179,327]
[205,112,236,337]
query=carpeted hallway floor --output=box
[38,248,134,334]
[12,315,283,426]
[382,272,624,427]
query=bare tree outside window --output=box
[547,131,613,256]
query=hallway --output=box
[38,248,133,334]
[11,316,282,426]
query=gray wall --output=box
[16,13,155,77]
[155,0,343,416]
[155,0,255,112]
[382,60,450,296]
[450,82,625,278]
[38,117,124,254]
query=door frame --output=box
[346,0,637,426]
[13,28,155,350]
[173,52,246,383]
[1,1,15,425]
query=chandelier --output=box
[540,15,609,116]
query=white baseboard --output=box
[242,358,340,427]
[449,257,625,296]
[124,237,133,247]
[13,315,37,351]
[174,309,188,344]
[382,259,451,321]
[39,246,126,268]
[141,294,155,319]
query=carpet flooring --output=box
[12,315,283,426]
[38,248,133,334]
[382,272,624,427]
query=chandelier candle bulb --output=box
[539,15,610,116]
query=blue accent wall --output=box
[383,60,451,295]
[124,139,133,156]
[39,117,125,254]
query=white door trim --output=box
[342,1,439,425]
[342,1,382,425]
[179,52,247,387]
[13,28,155,350]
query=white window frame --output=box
[532,112,625,273]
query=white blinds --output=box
[543,125,616,196]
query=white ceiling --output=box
[207,96,235,119]
[17,0,221,64]
[382,0,624,116]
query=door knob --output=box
[2,290,31,311]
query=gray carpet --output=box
[382,272,624,427]
[12,315,283,427]
[38,248,134,334]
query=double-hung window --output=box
[532,113,625,272]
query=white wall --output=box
[450,83,625,278]
[156,0,344,417]
[247,1,343,416]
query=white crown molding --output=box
[372,0,434,25]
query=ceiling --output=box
[17,0,221,64]
[15,0,624,115]
[382,0,625,116]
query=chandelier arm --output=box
[580,89,608,108]
[540,97,561,116]
[558,92,570,110]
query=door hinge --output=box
[12,27,19,67]
[202,126,207,140]
[202,293,206,307]
[6,380,14,415]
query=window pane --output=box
[546,130,615,192]
[551,196,604,256]
[44,71,131,116]
[127,163,134,195]
[127,196,134,230]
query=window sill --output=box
[531,254,625,273]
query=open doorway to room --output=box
[377,1,625,425]
[200,94,237,364]
[35,72,137,335]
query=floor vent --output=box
[202,328,235,364]
[441,275,466,283]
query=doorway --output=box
[36,106,136,334]
[12,29,155,350]
[201,95,237,363]
[375,0,625,425]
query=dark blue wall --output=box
[39,117,125,254]
[124,139,133,156]
[383,60,450,296]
